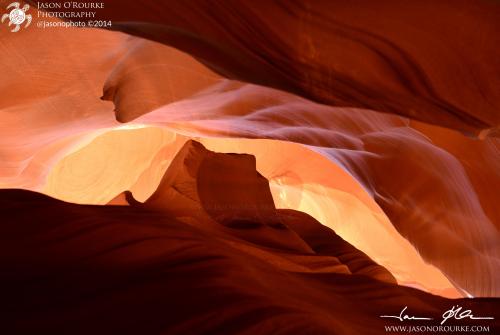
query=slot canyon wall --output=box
[1,0,499,333]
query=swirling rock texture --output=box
[35,0,500,135]
[1,0,499,333]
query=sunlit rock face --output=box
[1,144,497,334]
[101,38,221,122]
[42,127,462,298]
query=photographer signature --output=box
[380,305,494,325]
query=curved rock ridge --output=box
[1,143,498,334]
[32,0,500,135]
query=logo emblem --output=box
[2,2,32,32]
